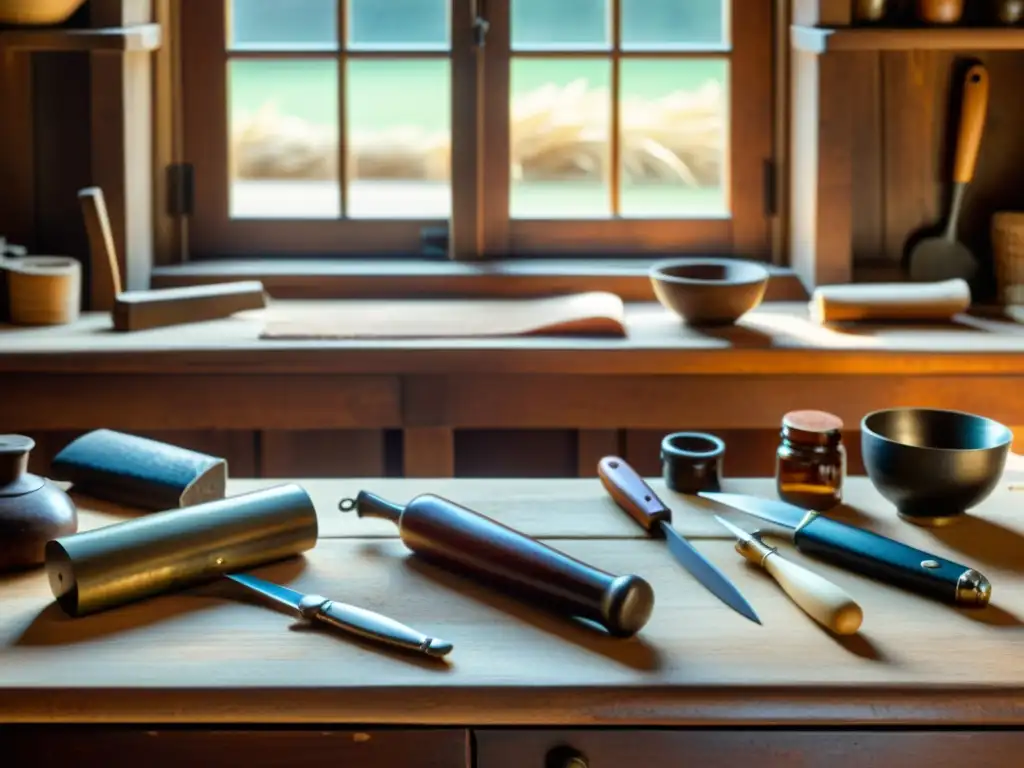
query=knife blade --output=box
[715,516,863,635]
[699,492,992,608]
[598,457,760,624]
[225,573,454,658]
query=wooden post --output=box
[789,47,854,289]
[90,0,155,294]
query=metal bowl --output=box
[861,408,1012,526]
[649,258,769,326]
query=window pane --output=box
[621,0,726,49]
[619,59,727,218]
[511,59,611,219]
[229,0,337,50]
[229,59,340,219]
[512,0,609,51]
[348,0,449,50]
[347,59,450,219]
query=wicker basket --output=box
[992,212,1024,306]
[0,0,85,25]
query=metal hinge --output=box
[167,163,194,217]
[472,0,490,47]
[762,158,777,217]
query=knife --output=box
[715,515,863,635]
[598,456,760,624]
[699,492,992,607]
[225,573,454,658]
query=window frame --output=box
[179,0,773,261]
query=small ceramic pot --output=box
[917,0,964,23]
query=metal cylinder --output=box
[45,484,318,617]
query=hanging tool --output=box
[714,516,863,635]
[906,63,989,282]
[597,456,759,624]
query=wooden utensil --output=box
[715,516,863,636]
[78,186,267,331]
[810,278,971,324]
[907,63,988,282]
[341,490,655,638]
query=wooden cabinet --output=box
[3,727,469,768]
[475,730,1024,768]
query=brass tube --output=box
[45,484,318,617]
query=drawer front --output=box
[4,727,468,768]
[475,730,1024,768]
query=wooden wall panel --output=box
[403,427,455,478]
[576,430,622,477]
[849,51,884,264]
[260,430,385,478]
[32,53,92,288]
[455,430,577,478]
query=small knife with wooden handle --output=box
[715,515,863,636]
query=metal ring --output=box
[660,432,726,494]
[338,497,357,513]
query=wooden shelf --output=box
[0,23,161,53]
[792,24,1024,53]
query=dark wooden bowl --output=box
[861,408,1012,527]
[649,258,770,326]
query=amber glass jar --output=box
[775,410,846,511]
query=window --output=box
[180,0,772,259]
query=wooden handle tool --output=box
[715,515,863,635]
[810,278,971,324]
[954,63,989,185]
[78,187,123,311]
[78,185,267,331]
[342,490,655,638]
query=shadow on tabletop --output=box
[13,557,306,647]
[925,514,1024,576]
[401,555,664,673]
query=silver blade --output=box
[659,520,760,624]
[714,515,757,544]
[698,492,803,540]
[225,572,304,613]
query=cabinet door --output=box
[4,727,468,768]
[475,730,1024,768]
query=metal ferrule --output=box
[955,569,992,607]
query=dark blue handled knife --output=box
[699,492,991,607]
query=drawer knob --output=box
[546,746,589,768]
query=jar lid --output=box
[0,434,43,497]
[781,410,844,446]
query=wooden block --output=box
[50,428,227,510]
[113,281,267,331]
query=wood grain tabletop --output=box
[1,475,1022,726]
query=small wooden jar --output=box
[5,256,81,325]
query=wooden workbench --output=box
[2,301,1024,480]
[2,474,1024,766]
